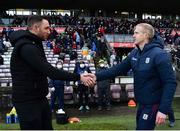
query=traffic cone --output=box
[68,117,81,123]
[128,99,136,107]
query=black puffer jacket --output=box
[10,30,80,103]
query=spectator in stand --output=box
[0,54,3,65]
[46,40,53,50]
[53,42,61,55]
[49,60,65,114]
[49,27,58,40]
[7,27,14,38]
[173,31,179,43]
[0,39,5,54]
[122,53,127,61]
[175,36,180,47]
[3,39,11,48]
[1,28,7,38]
[90,39,97,58]
[110,50,116,67]
[80,34,85,48]
[75,30,81,49]
[74,60,92,111]
[96,59,111,111]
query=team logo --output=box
[143,114,148,120]
[145,58,150,64]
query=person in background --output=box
[96,59,111,111]
[49,27,58,40]
[0,54,3,65]
[110,50,116,67]
[9,16,94,130]
[75,30,81,49]
[49,60,65,114]
[122,53,127,61]
[0,39,5,54]
[74,60,92,111]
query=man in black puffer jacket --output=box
[9,16,94,130]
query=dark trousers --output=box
[168,107,175,122]
[50,86,64,110]
[97,86,110,106]
[14,98,53,130]
[78,84,89,106]
[136,104,159,130]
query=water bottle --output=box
[6,113,11,124]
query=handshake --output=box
[80,73,97,87]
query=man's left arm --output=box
[155,52,177,114]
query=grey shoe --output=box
[78,106,84,111]
[106,105,111,111]
[169,121,175,127]
[85,105,90,110]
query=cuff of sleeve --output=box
[159,107,168,115]
[95,73,100,81]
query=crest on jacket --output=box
[145,58,150,64]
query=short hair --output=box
[27,16,44,27]
[136,23,155,40]
[79,60,85,64]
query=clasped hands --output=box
[80,73,96,87]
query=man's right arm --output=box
[20,44,80,81]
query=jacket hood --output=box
[142,35,165,53]
[9,30,42,47]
